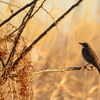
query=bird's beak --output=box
[79,43,83,45]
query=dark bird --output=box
[79,42,100,74]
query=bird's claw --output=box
[90,66,94,71]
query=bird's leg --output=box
[90,66,94,71]
[83,63,90,69]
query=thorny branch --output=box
[0,0,83,85]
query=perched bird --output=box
[79,42,100,74]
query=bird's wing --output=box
[82,48,99,66]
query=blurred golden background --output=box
[0,0,100,100]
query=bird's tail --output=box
[97,65,100,74]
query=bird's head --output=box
[79,42,90,48]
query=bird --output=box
[79,42,100,74]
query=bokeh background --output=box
[0,0,100,100]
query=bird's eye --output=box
[85,44,88,47]
[84,44,88,47]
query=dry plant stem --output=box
[7,0,46,66]
[0,23,26,43]
[0,0,83,85]
[30,0,46,18]
[6,2,37,66]
[1,0,47,50]
[0,1,46,44]
[0,0,46,85]
[0,1,43,43]
[0,2,37,85]
[11,0,46,70]
[31,66,94,75]
[0,0,38,27]
[0,57,5,68]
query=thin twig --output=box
[31,66,95,75]
[0,57,5,68]
[0,0,38,27]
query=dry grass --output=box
[0,0,100,100]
